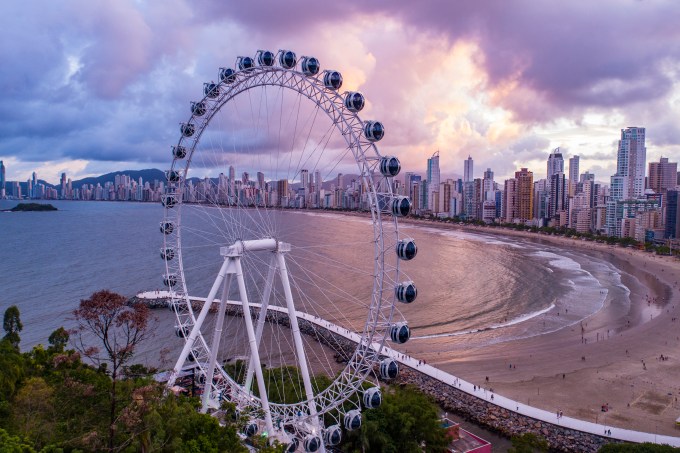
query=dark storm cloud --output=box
[0,0,197,166]
[2,0,680,175]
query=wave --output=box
[411,301,556,340]
[531,250,583,271]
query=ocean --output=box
[0,200,623,358]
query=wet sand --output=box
[401,221,680,436]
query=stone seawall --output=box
[136,296,618,452]
[394,367,615,453]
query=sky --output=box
[1,0,680,185]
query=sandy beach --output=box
[401,220,680,436]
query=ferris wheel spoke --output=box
[283,253,370,326]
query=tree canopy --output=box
[341,384,449,453]
[3,305,23,349]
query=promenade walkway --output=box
[137,291,680,447]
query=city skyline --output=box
[2,2,680,185]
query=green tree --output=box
[120,391,247,453]
[10,377,55,450]
[3,305,23,349]
[508,433,550,453]
[73,290,155,451]
[0,427,35,453]
[341,385,449,453]
[47,327,69,353]
[0,337,25,403]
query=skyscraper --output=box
[665,190,679,239]
[0,160,6,196]
[464,155,474,182]
[515,168,534,222]
[462,155,474,218]
[547,148,564,180]
[228,165,236,199]
[549,172,567,221]
[482,168,494,201]
[613,127,647,200]
[60,172,67,199]
[503,178,518,222]
[568,155,579,186]
[426,151,440,211]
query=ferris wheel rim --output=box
[161,50,409,437]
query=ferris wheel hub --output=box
[220,238,290,256]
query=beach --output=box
[400,220,680,436]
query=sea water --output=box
[0,200,620,354]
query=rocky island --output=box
[6,203,58,212]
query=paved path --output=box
[137,291,680,447]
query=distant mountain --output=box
[71,169,166,188]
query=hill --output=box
[72,169,166,188]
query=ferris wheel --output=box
[161,49,417,451]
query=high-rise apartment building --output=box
[533,179,549,221]
[547,148,564,180]
[515,168,534,222]
[426,151,440,211]
[300,169,309,193]
[0,160,5,197]
[482,168,495,201]
[60,172,67,199]
[666,190,679,239]
[549,172,567,220]
[276,179,289,207]
[607,127,647,236]
[613,127,647,200]
[464,155,474,182]
[648,157,677,193]
[568,155,580,186]
[503,178,518,222]
[580,171,595,184]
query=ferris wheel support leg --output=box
[201,274,233,413]
[245,254,278,393]
[276,252,325,447]
[167,257,231,389]
[234,257,275,437]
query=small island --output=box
[7,203,58,212]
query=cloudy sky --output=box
[1,0,679,184]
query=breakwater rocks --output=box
[393,367,616,452]
[135,295,617,452]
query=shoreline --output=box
[398,219,680,436]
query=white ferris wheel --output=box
[161,49,418,452]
